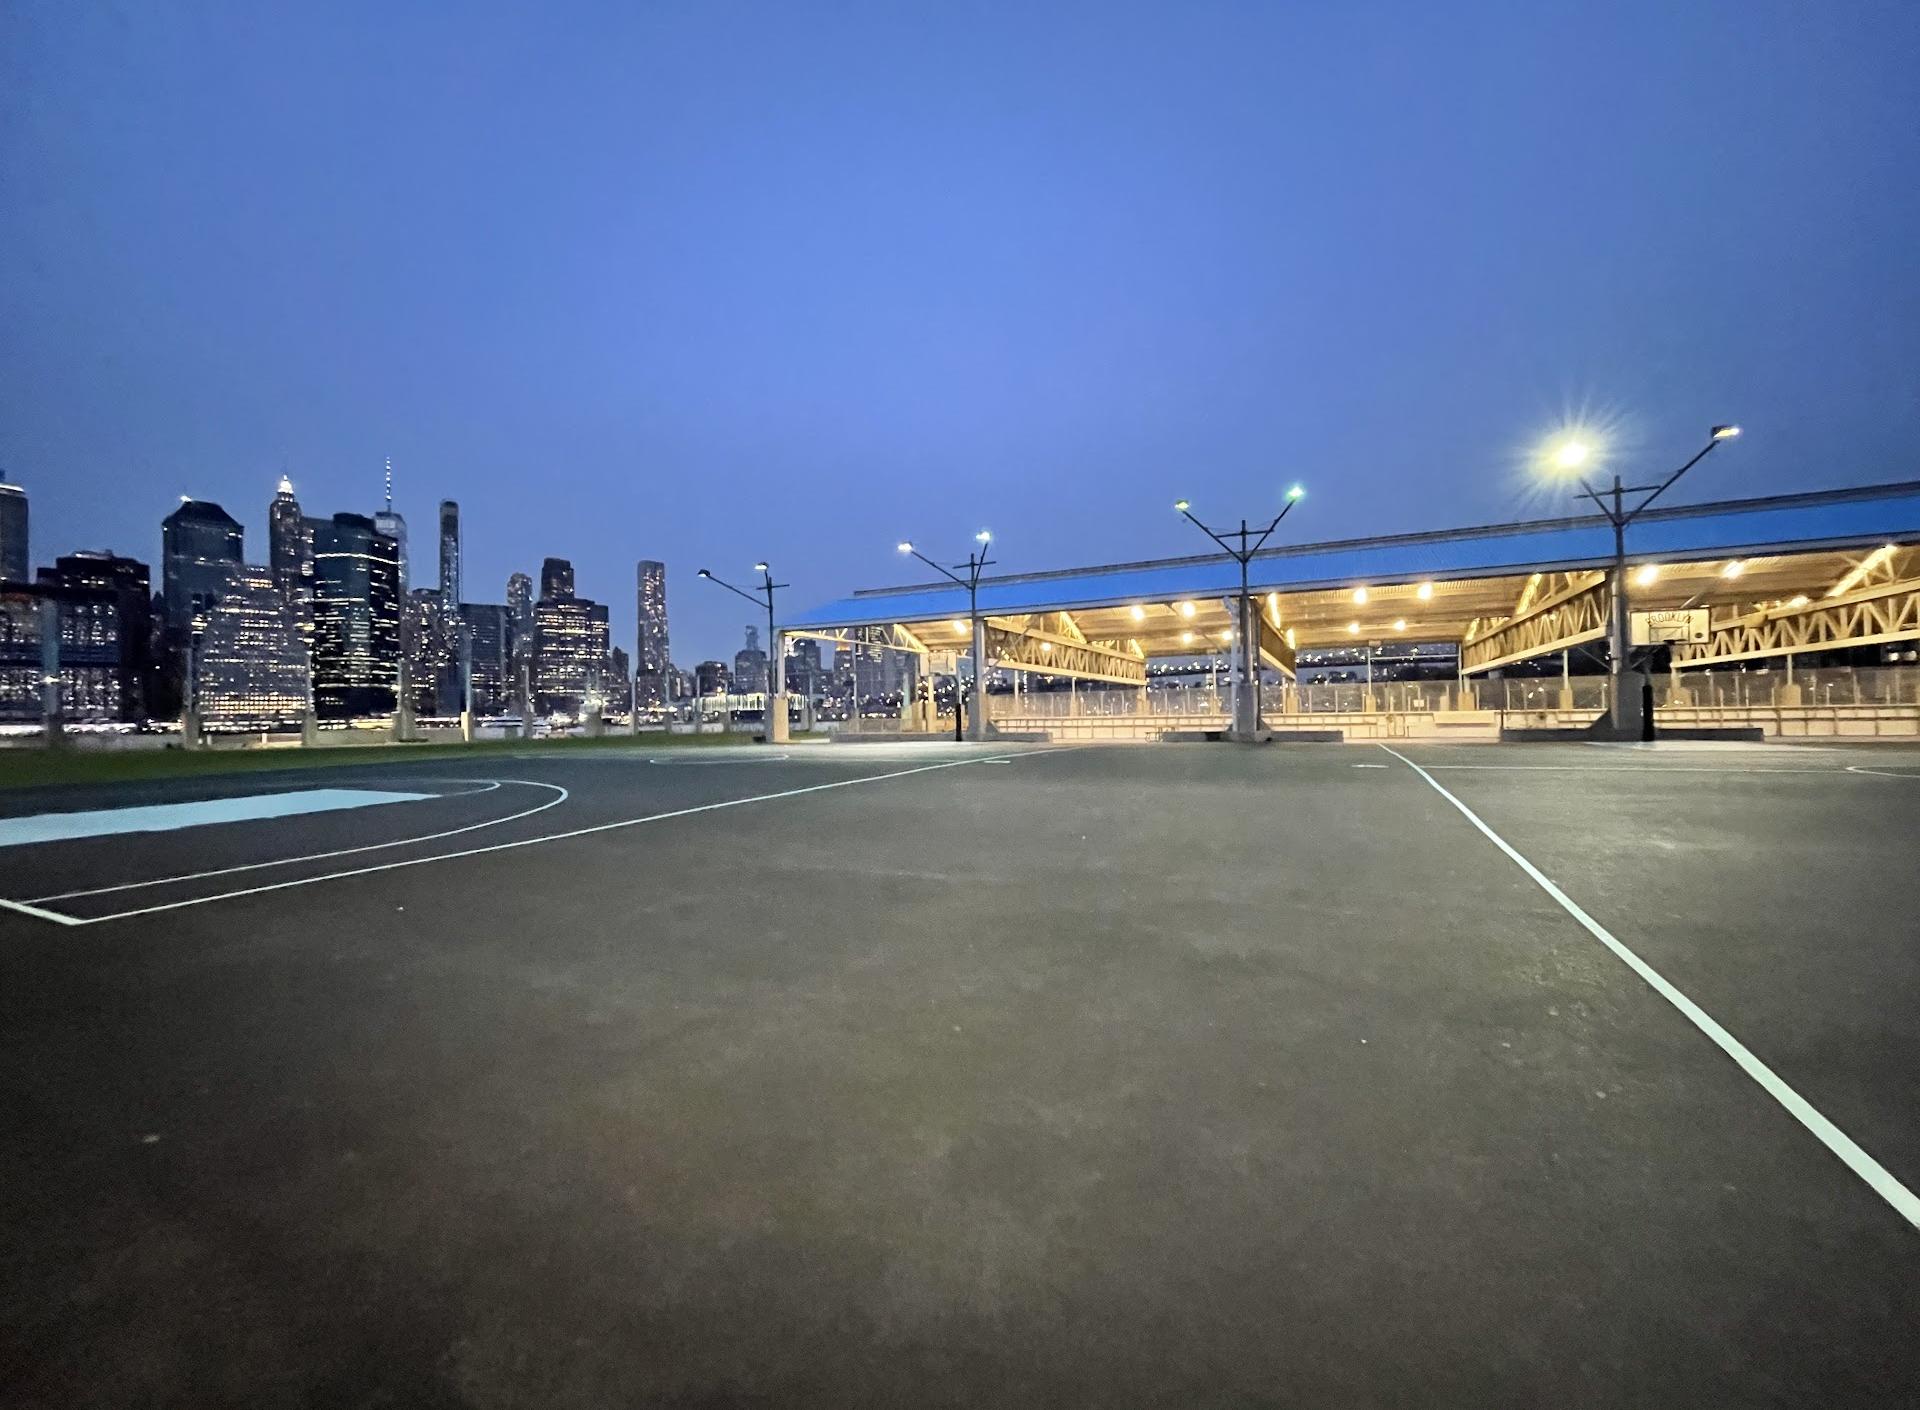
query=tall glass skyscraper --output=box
[540,557,574,601]
[372,458,408,594]
[462,603,512,714]
[268,476,314,653]
[507,571,534,703]
[531,564,608,716]
[0,482,27,583]
[733,625,768,695]
[635,559,670,706]
[161,499,244,637]
[312,513,400,718]
[438,500,461,604]
[404,588,462,716]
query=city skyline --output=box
[0,468,746,668]
[5,7,1915,673]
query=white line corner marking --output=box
[1376,743,1920,1233]
[6,752,1040,929]
[0,896,86,927]
[30,779,566,905]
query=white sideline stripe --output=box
[0,897,85,927]
[54,752,1041,927]
[0,788,433,848]
[30,780,567,904]
[1421,764,1845,774]
[1377,743,1920,1233]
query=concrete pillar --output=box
[967,618,988,742]
[1775,682,1803,707]
[180,637,200,748]
[1232,588,1261,740]
[38,598,65,749]
[767,631,789,743]
[301,709,319,746]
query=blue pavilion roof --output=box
[784,480,1920,630]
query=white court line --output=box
[29,779,567,904]
[1418,764,1846,774]
[40,751,1045,927]
[1377,742,1920,1233]
[647,754,791,765]
[0,897,85,927]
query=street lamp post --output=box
[1554,425,1740,740]
[1174,488,1305,741]
[697,563,790,743]
[897,533,994,742]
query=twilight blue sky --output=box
[3,1,1917,662]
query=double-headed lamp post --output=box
[1174,487,1305,741]
[697,563,790,743]
[897,532,993,741]
[1548,424,1741,739]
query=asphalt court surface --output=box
[2,738,1917,1407]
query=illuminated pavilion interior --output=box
[783,482,1920,688]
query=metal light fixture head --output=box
[1173,500,1190,513]
[753,562,769,573]
[1711,424,1741,441]
[975,530,992,544]
[896,541,913,554]
[1286,485,1305,501]
[697,569,712,578]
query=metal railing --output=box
[985,665,1920,719]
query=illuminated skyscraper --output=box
[0,581,123,723]
[161,499,244,637]
[603,645,632,714]
[785,636,823,700]
[462,603,512,714]
[635,559,670,707]
[438,500,461,605]
[0,482,27,583]
[195,563,308,728]
[38,552,151,720]
[540,556,574,601]
[507,570,534,704]
[312,513,401,718]
[404,588,463,716]
[268,476,314,652]
[532,590,609,716]
[372,458,409,593]
[733,624,768,695]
